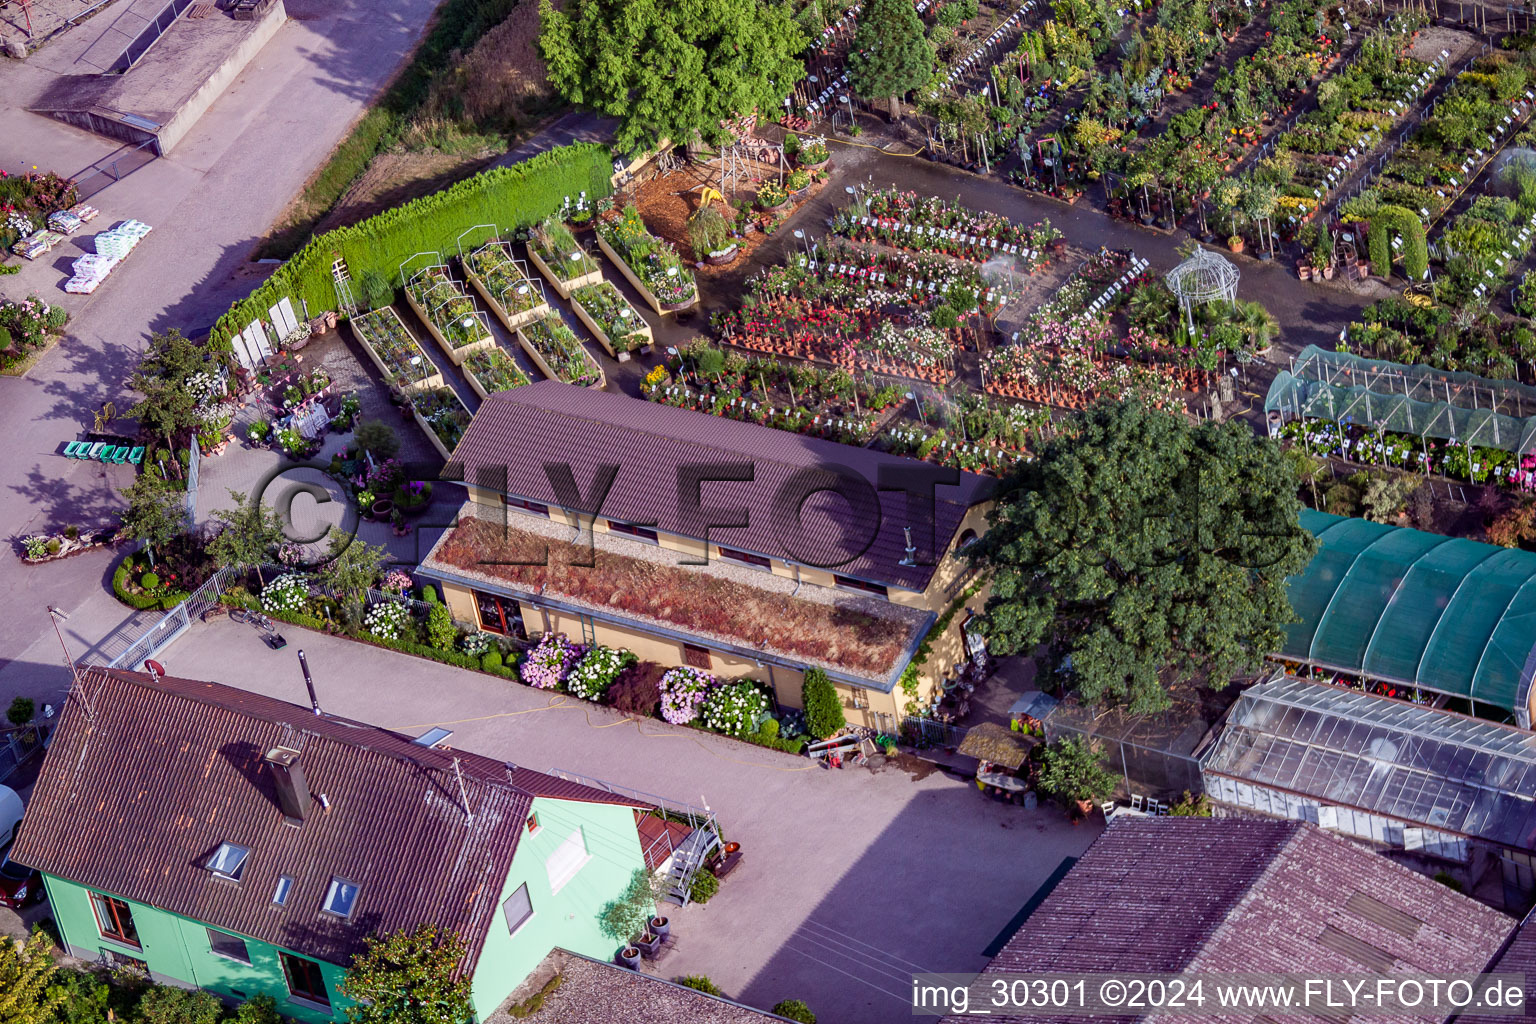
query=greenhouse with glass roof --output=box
[1265,345,1536,452]
[1279,509,1536,726]
[1201,674,1536,885]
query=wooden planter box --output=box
[571,291,653,361]
[514,324,606,390]
[463,262,551,334]
[410,404,456,461]
[527,244,604,300]
[404,287,497,366]
[460,349,530,402]
[595,233,698,316]
[349,310,444,393]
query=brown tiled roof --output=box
[1464,908,1536,1021]
[11,669,646,971]
[492,948,790,1023]
[946,819,1514,1024]
[449,381,994,591]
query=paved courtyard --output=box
[143,619,1101,1024]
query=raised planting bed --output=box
[409,386,474,460]
[463,241,551,333]
[528,220,604,299]
[571,280,653,360]
[596,205,698,315]
[405,264,497,365]
[516,311,605,389]
[462,344,533,400]
[349,307,444,393]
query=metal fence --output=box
[104,566,235,671]
[74,139,159,200]
[0,723,52,785]
[871,711,968,748]
[77,0,197,73]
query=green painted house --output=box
[11,668,664,1022]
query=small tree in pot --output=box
[1036,736,1120,818]
[600,868,664,965]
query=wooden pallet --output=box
[187,2,216,17]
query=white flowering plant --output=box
[566,645,636,703]
[460,631,494,657]
[700,680,772,736]
[261,573,310,615]
[364,601,409,641]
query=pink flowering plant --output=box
[520,633,584,690]
[659,666,717,725]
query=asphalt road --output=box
[0,0,442,699]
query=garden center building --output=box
[10,667,675,1023]
[418,381,997,726]
[1277,508,1536,725]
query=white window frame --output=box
[545,827,591,894]
[320,877,360,919]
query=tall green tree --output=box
[0,930,62,1024]
[969,400,1316,713]
[207,489,286,585]
[127,328,210,451]
[318,527,391,623]
[539,0,807,154]
[848,0,934,120]
[340,926,472,1024]
[120,473,188,564]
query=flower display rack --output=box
[463,241,551,333]
[515,311,605,389]
[404,263,497,366]
[349,307,444,393]
[570,280,653,360]
[527,235,604,300]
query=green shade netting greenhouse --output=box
[1266,346,1536,452]
[1282,510,1536,714]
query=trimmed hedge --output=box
[802,667,844,740]
[1367,205,1428,282]
[112,561,163,610]
[210,144,614,353]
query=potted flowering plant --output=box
[756,181,789,211]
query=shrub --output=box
[660,666,716,724]
[425,603,456,650]
[1037,736,1121,806]
[801,668,845,740]
[686,205,732,259]
[688,869,719,904]
[678,974,722,995]
[481,650,503,671]
[260,573,309,615]
[758,717,780,739]
[45,538,60,555]
[521,633,583,689]
[22,536,48,559]
[610,661,665,715]
[6,697,34,727]
[364,602,409,641]
[140,572,160,591]
[567,645,635,702]
[354,419,400,460]
[773,999,817,1023]
[233,995,283,1024]
[700,681,771,736]
[135,987,224,1024]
